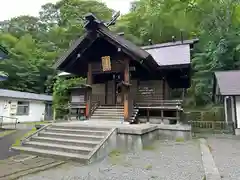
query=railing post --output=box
[0,116,3,128]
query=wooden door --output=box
[106,80,115,105]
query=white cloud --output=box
[0,0,132,21]
[100,0,132,15]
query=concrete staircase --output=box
[12,124,116,164]
[90,106,139,123]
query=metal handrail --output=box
[21,123,52,145]
[90,101,100,116]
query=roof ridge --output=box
[0,88,51,96]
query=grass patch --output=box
[143,145,156,151]
[109,149,123,165]
[12,128,37,147]
[0,130,16,137]
[145,164,153,170]
[175,137,185,142]
[109,149,121,157]
[19,121,51,125]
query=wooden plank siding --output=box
[135,80,165,104]
[70,89,86,104]
[92,83,105,104]
[107,80,115,105]
[70,80,173,106]
[91,61,124,74]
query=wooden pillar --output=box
[147,108,150,123]
[86,63,92,119]
[162,79,165,100]
[124,58,130,121]
[161,109,164,124]
[182,88,185,100]
[176,109,180,124]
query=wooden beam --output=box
[87,63,92,84]
[124,58,130,121]
[147,109,150,123]
[86,63,92,119]
[162,79,165,100]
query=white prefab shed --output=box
[0,89,52,124]
[213,71,240,134]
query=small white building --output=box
[0,89,52,124]
[213,70,240,134]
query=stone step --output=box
[94,109,138,113]
[31,136,99,148]
[89,118,135,122]
[50,125,111,131]
[96,108,138,111]
[11,146,89,163]
[93,114,124,116]
[94,109,124,114]
[95,109,124,112]
[91,114,124,117]
[91,114,137,119]
[93,112,138,116]
[45,128,108,136]
[38,132,104,141]
[99,106,124,109]
[90,116,124,120]
[23,141,92,155]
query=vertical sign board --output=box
[101,56,111,72]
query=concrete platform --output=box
[55,120,191,136]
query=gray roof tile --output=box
[214,70,240,95]
[0,89,52,101]
[143,44,191,66]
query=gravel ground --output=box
[19,140,204,180]
[207,136,240,180]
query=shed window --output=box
[17,101,29,115]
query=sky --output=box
[0,0,132,21]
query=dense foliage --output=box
[1,0,240,106]
[53,77,85,118]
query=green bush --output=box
[185,106,224,122]
[53,77,85,119]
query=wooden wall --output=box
[164,79,170,99]
[70,89,86,104]
[91,61,124,74]
[136,80,164,102]
[106,80,115,105]
[88,79,171,105]
[92,83,105,104]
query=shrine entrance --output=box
[105,73,124,105]
[55,13,159,121]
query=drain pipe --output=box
[224,96,229,124]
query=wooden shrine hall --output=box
[54,13,198,123]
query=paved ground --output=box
[207,135,240,180]
[0,155,64,180]
[19,140,205,180]
[0,130,28,160]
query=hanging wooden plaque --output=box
[101,56,111,71]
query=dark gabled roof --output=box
[97,25,154,65]
[214,70,240,95]
[142,39,199,67]
[53,33,91,69]
[54,14,158,74]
